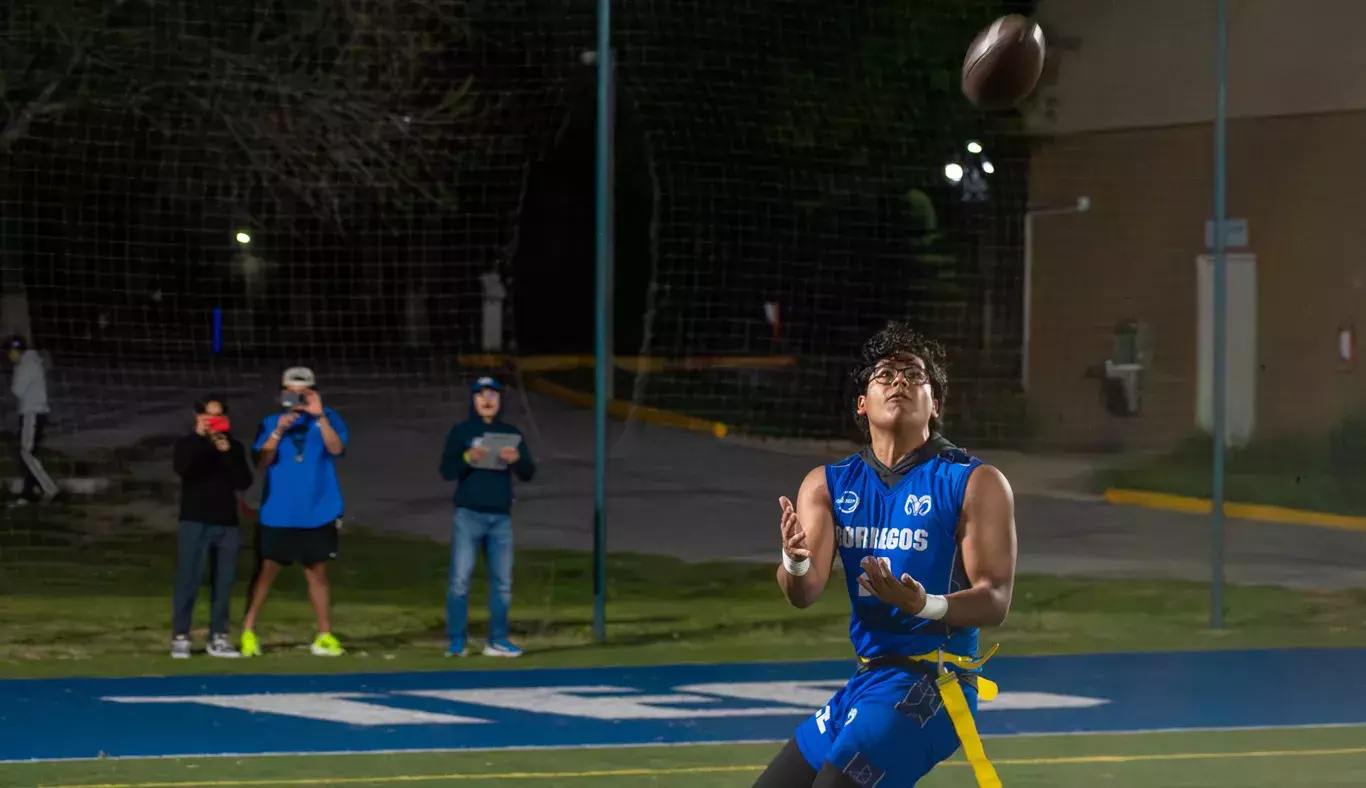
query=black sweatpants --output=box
[171,520,241,636]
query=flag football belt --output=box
[856,643,1002,788]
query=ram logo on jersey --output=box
[836,490,860,514]
[838,525,929,552]
[905,494,933,516]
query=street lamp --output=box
[944,141,992,203]
[1022,196,1092,392]
[944,141,996,352]
[235,231,252,245]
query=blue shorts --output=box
[794,665,977,787]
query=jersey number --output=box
[815,705,857,735]
[856,557,892,597]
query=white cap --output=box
[282,366,316,387]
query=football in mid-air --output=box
[961,14,1046,111]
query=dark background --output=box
[1,0,1036,439]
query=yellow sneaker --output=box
[311,632,345,657]
[240,629,261,658]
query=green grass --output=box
[3,501,1366,679]
[1095,432,1366,516]
[3,504,1366,787]
[4,726,1366,787]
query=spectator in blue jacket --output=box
[439,376,535,657]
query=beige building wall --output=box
[1024,0,1366,450]
[1029,0,1366,134]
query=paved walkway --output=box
[40,375,1366,590]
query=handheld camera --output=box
[281,390,310,409]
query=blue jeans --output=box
[172,521,241,636]
[447,508,514,644]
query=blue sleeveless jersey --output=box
[825,449,982,659]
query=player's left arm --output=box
[947,464,1018,628]
[857,465,1017,626]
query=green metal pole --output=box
[1210,0,1229,630]
[592,0,614,644]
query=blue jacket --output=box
[439,387,535,514]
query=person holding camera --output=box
[239,367,349,658]
[439,376,536,658]
[170,394,253,659]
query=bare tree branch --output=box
[0,42,85,153]
[2,0,481,222]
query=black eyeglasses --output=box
[869,365,930,387]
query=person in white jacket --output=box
[5,335,58,506]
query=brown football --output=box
[961,14,1046,111]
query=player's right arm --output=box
[776,465,836,609]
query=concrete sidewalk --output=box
[32,379,1366,591]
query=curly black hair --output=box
[851,320,949,436]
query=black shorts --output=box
[259,521,339,566]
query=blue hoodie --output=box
[439,377,535,514]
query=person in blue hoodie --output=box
[439,376,536,657]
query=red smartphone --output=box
[206,416,232,434]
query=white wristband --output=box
[917,594,949,620]
[782,551,811,577]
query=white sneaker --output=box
[170,635,192,659]
[206,634,241,658]
[482,640,524,658]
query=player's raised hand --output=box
[778,496,809,560]
[857,555,928,615]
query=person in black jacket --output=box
[438,376,535,658]
[170,394,254,659]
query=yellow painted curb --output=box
[524,374,729,439]
[1103,488,1366,532]
[457,355,590,372]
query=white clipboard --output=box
[472,432,522,470]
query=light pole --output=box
[944,141,995,353]
[942,140,994,203]
[589,0,614,645]
[1021,197,1091,392]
